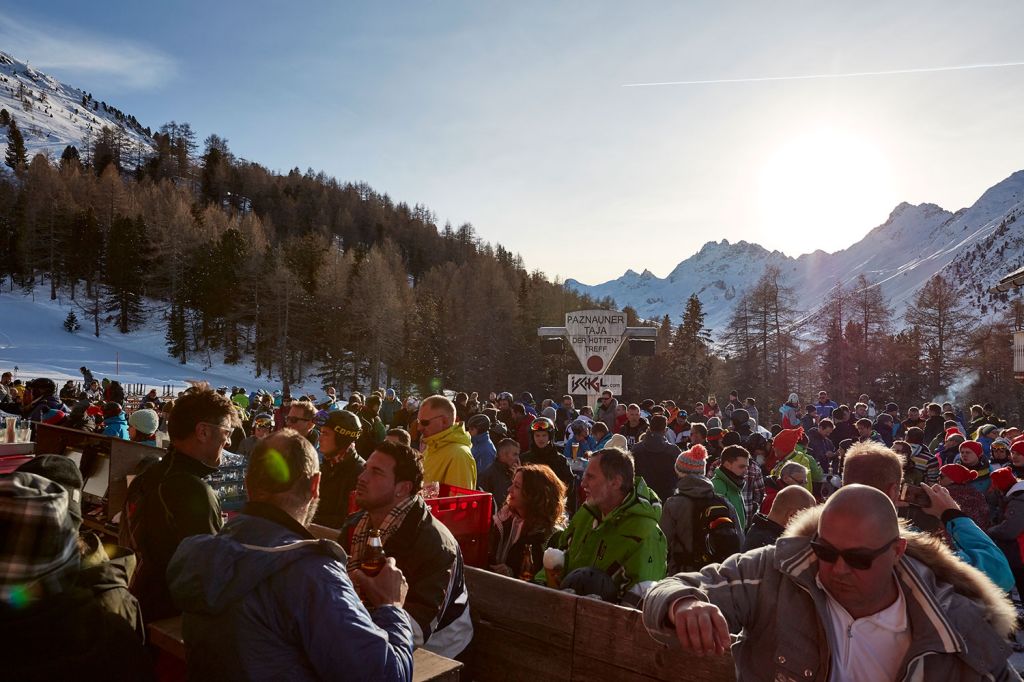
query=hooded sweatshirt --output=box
[534,476,666,599]
[167,502,414,682]
[422,423,477,489]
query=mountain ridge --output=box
[567,170,1024,335]
[0,49,154,162]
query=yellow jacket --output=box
[422,423,477,489]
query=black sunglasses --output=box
[809,534,898,570]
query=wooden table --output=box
[149,617,461,681]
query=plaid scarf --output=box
[491,505,526,566]
[347,495,419,571]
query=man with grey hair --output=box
[418,395,476,488]
[167,430,414,681]
[644,484,1019,681]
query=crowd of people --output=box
[3,367,1024,680]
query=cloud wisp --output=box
[0,12,176,89]
[623,61,1024,87]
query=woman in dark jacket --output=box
[488,464,567,579]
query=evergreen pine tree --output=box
[103,215,148,333]
[5,117,27,171]
[63,309,81,333]
[165,302,189,364]
[0,108,10,126]
[60,145,81,169]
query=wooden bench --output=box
[149,617,462,682]
[463,567,735,682]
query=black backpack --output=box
[673,492,742,572]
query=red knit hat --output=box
[772,427,803,456]
[944,427,965,441]
[1011,439,1024,457]
[959,440,984,459]
[939,463,978,485]
[991,467,1018,493]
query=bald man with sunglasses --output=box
[643,484,1020,682]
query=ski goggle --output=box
[254,418,272,429]
[530,419,553,432]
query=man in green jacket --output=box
[712,445,748,529]
[535,447,667,605]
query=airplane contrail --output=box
[622,61,1024,87]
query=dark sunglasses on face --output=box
[809,534,898,570]
[418,414,444,428]
[285,416,310,425]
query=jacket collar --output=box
[166,445,219,477]
[241,501,314,540]
[775,537,965,660]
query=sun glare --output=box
[756,127,891,255]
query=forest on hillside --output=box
[1,112,1021,418]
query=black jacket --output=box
[122,447,222,623]
[313,449,365,529]
[631,431,680,503]
[742,513,785,552]
[478,461,514,509]
[0,587,153,681]
[522,444,576,509]
[342,498,468,649]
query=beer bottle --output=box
[520,544,535,581]
[361,529,387,577]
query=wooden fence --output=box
[462,567,735,682]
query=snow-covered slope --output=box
[0,287,312,395]
[0,50,154,161]
[567,170,1024,335]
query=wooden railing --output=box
[462,567,735,682]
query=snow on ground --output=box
[0,285,313,396]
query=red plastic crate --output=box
[426,484,492,568]
[0,455,33,474]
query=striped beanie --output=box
[675,444,708,477]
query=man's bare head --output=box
[820,484,900,539]
[768,485,816,526]
[815,484,906,619]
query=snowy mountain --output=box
[567,170,1024,336]
[0,50,154,162]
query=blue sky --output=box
[4,2,1024,283]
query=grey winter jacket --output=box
[644,506,1019,682]
[660,475,743,575]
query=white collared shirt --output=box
[818,576,911,682]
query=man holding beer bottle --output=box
[342,441,474,659]
[166,430,415,681]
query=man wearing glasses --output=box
[122,385,238,623]
[643,484,1019,681]
[417,395,476,489]
[286,399,319,449]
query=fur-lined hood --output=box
[783,505,1017,637]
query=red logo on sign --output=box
[587,356,604,372]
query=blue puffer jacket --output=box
[471,431,497,474]
[102,413,129,440]
[167,503,414,682]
